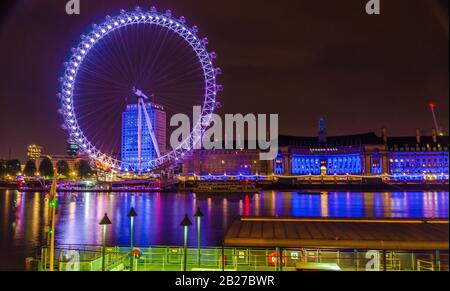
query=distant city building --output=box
[182,149,269,176]
[67,140,79,156]
[121,102,166,171]
[27,145,43,160]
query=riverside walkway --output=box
[36,218,449,271]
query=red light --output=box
[429,103,436,109]
[268,252,286,267]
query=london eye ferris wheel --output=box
[57,6,222,174]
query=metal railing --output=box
[37,245,449,272]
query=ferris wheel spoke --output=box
[151,68,204,90]
[75,103,123,120]
[150,47,204,81]
[136,22,151,84]
[140,27,167,84]
[74,85,128,98]
[77,64,130,90]
[149,52,198,87]
[78,112,122,147]
[125,22,152,85]
[87,41,133,86]
[150,69,203,92]
[143,31,187,82]
[74,98,125,113]
[146,28,178,84]
[140,23,166,77]
[110,28,138,85]
[120,24,141,84]
[149,46,202,85]
[98,29,141,84]
[149,67,202,92]
[113,27,139,83]
[75,98,124,118]
[75,87,127,100]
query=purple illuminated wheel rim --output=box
[58,7,221,173]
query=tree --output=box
[6,160,21,176]
[24,160,37,176]
[76,160,93,178]
[39,158,54,178]
[56,160,70,177]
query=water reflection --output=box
[0,190,448,270]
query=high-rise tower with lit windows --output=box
[121,102,166,171]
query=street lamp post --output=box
[128,207,138,271]
[194,208,204,267]
[128,208,138,249]
[99,213,112,271]
[48,168,58,272]
[180,214,192,271]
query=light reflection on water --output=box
[0,190,448,270]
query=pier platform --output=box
[224,217,449,250]
[33,218,449,271]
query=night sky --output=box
[0,0,448,160]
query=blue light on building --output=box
[121,103,166,171]
[371,151,382,175]
[180,116,449,184]
[291,154,363,175]
[389,151,449,181]
[275,156,284,175]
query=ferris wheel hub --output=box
[132,87,149,100]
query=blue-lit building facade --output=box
[274,130,449,182]
[387,135,449,181]
[121,102,166,171]
[274,133,382,176]
[182,125,449,183]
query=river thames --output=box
[0,190,448,270]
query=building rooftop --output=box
[224,217,449,250]
[278,133,449,149]
[126,102,165,111]
[279,133,382,148]
[387,136,449,149]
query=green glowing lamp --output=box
[99,213,112,271]
[194,208,204,267]
[180,214,192,271]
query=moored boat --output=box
[194,181,260,194]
